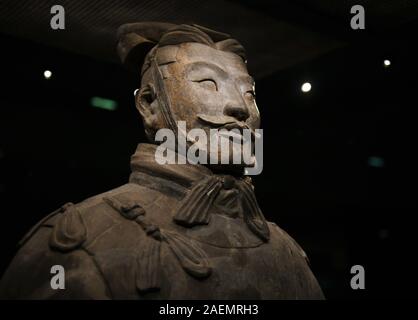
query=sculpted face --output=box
[137,42,261,171]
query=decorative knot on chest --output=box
[173,174,270,242]
[49,203,87,252]
[103,195,212,294]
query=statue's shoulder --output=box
[0,183,160,299]
[266,221,325,299]
[18,182,153,250]
[267,221,310,264]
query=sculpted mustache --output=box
[197,114,248,129]
[197,114,260,139]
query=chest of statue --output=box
[77,185,314,300]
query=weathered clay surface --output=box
[0,22,324,300]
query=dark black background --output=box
[1,4,418,299]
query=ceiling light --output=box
[301,82,311,93]
[43,70,52,79]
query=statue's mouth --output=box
[218,130,244,143]
[196,114,236,127]
[197,114,260,142]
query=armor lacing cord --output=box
[103,196,212,293]
[173,175,270,242]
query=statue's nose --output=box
[223,102,250,122]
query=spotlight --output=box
[43,70,52,79]
[301,82,311,93]
[383,59,391,67]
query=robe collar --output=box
[129,143,270,242]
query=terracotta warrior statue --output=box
[0,22,324,299]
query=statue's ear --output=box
[135,84,159,136]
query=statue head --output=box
[117,22,261,174]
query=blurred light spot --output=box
[379,229,389,239]
[43,70,52,79]
[90,97,118,111]
[383,59,391,67]
[301,82,311,93]
[368,156,385,168]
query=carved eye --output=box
[195,79,218,91]
[245,90,256,100]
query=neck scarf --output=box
[130,144,270,242]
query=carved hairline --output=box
[140,40,247,77]
[117,23,247,74]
